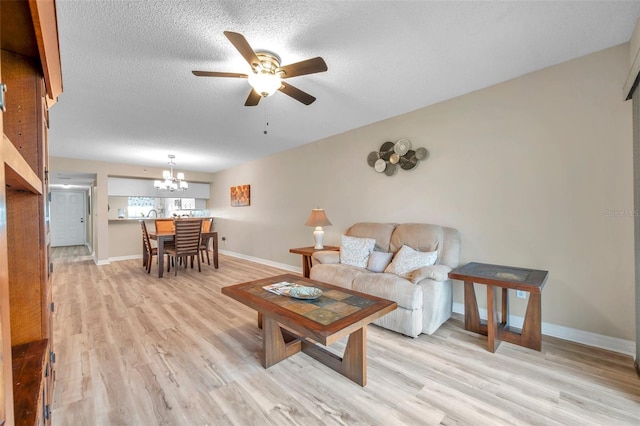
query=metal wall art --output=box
[367,139,429,176]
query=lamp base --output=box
[313,227,325,250]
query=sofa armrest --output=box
[312,251,340,265]
[410,264,452,284]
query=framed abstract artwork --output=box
[230,184,250,207]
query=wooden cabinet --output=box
[0,1,63,424]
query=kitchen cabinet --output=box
[108,177,210,199]
[180,198,195,210]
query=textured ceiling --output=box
[49,0,640,176]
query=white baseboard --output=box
[95,259,111,265]
[106,250,302,274]
[109,254,142,262]
[219,249,302,274]
[452,302,635,356]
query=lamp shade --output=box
[248,72,282,97]
[305,208,332,227]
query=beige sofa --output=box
[310,223,461,337]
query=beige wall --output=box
[211,44,634,341]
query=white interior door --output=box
[51,190,86,247]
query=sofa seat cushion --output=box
[310,263,367,290]
[352,273,423,311]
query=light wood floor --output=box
[50,247,640,425]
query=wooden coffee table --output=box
[222,274,396,386]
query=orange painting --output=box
[230,184,250,207]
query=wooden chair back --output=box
[202,218,212,232]
[173,220,202,256]
[140,220,153,253]
[155,218,175,233]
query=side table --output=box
[448,262,549,352]
[289,246,340,278]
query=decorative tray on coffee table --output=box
[263,282,323,299]
[288,286,323,300]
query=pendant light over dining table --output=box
[154,154,189,191]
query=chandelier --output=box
[154,155,189,191]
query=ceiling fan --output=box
[192,31,327,106]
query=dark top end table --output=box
[449,262,549,352]
[289,246,340,278]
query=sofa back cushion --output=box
[345,222,397,252]
[390,223,461,269]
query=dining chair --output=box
[154,218,175,233]
[165,219,203,276]
[140,220,157,274]
[155,218,176,251]
[199,218,214,265]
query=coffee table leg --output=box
[262,316,287,368]
[261,316,302,368]
[342,327,367,386]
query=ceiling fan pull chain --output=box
[263,103,269,135]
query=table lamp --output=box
[304,208,332,249]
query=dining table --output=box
[145,229,219,278]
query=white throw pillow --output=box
[340,235,376,268]
[384,245,438,278]
[366,251,394,273]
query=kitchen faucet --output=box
[147,209,157,217]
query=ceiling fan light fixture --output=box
[192,32,326,106]
[248,71,282,97]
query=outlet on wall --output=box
[516,290,527,299]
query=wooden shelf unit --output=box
[1,1,63,424]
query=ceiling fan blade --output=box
[192,71,248,78]
[245,89,262,106]
[224,31,261,69]
[278,82,316,105]
[278,57,327,78]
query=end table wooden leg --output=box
[521,292,542,351]
[302,255,312,278]
[501,288,509,326]
[487,285,502,352]
[464,281,481,333]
